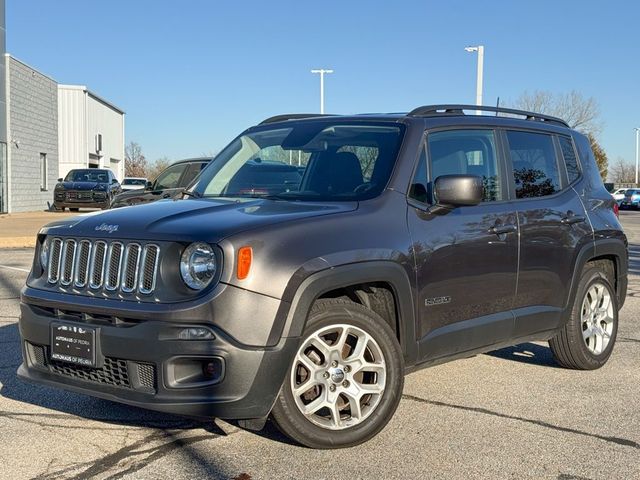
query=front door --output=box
[407,128,518,362]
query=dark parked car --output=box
[19,105,627,449]
[53,168,121,211]
[110,157,212,208]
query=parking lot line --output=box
[0,264,30,273]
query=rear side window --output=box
[506,131,560,198]
[428,129,502,201]
[559,136,580,183]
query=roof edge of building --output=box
[5,53,58,84]
[58,84,125,115]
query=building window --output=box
[40,153,48,191]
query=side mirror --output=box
[430,174,483,214]
[57,178,63,183]
[145,181,154,190]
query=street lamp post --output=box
[464,45,484,113]
[635,127,640,185]
[311,69,333,114]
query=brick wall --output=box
[8,56,58,212]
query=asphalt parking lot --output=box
[0,214,638,480]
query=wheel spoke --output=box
[582,326,594,340]
[293,379,321,397]
[344,392,363,420]
[308,335,332,363]
[301,388,328,415]
[357,382,385,395]
[329,401,342,427]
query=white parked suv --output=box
[120,177,148,191]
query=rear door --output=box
[407,128,519,361]
[505,129,592,338]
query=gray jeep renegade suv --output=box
[18,105,627,448]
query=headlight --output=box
[40,238,50,270]
[180,242,217,290]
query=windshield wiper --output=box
[181,189,202,198]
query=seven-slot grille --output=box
[47,238,160,295]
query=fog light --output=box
[177,327,215,340]
[203,361,219,378]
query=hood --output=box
[57,181,103,190]
[41,197,358,243]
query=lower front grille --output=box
[26,342,156,392]
[50,357,131,388]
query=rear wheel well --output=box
[317,282,400,345]
[585,256,619,302]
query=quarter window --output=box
[427,129,502,202]
[507,131,560,198]
[559,136,580,183]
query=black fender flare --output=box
[565,238,628,312]
[275,261,418,366]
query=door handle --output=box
[488,224,517,235]
[561,213,586,225]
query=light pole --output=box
[635,127,640,185]
[311,69,333,114]
[464,45,484,113]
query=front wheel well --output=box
[317,282,400,345]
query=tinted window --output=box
[408,146,428,203]
[196,123,404,201]
[181,162,208,187]
[428,129,502,201]
[122,178,147,186]
[507,131,560,198]
[559,136,580,183]
[154,164,188,190]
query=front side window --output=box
[193,122,405,201]
[507,131,560,198]
[427,129,502,202]
[154,164,188,190]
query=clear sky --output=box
[7,1,639,167]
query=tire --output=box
[549,264,619,370]
[69,208,79,212]
[57,206,65,212]
[271,298,404,449]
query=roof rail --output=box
[407,104,569,128]
[259,113,335,125]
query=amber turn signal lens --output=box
[237,246,252,280]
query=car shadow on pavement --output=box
[485,342,562,368]
[0,321,294,466]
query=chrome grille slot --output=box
[139,245,159,294]
[45,238,160,295]
[74,240,92,287]
[89,241,107,289]
[105,242,124,291]
[47,238,63,283]
[121,244,141,293]
[60,239,77,286]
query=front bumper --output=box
[18,291,299,420]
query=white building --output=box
[58,85,125,181]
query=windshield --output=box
[65,170,109,183]
[192,122,405,201]
[123,178,146,186]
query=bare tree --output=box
[609,157,635,183]
[512,90,602,137]
[125,142,148,178]
[147,156,172,181]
